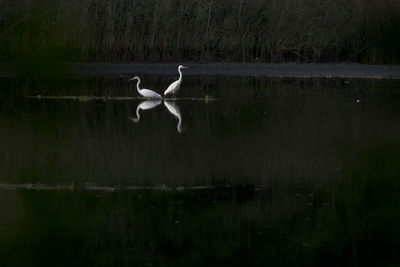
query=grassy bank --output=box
[1,0,399,63]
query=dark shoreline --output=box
[1,63,400,78]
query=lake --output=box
[0,75,399,266]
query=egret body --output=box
[164,65,188,96]
[129,76,162,99]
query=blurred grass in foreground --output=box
[0,0,399,64]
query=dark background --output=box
[1,0,399,63]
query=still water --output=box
[0,76,399,266]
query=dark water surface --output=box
[0,76,399,266]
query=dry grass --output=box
[0,0,399,63]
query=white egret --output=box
[129,76,162,99]
[164,101,182,133]
[164,65,188,96]
[129,100,162,123]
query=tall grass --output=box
[0,0,399,63]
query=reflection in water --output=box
[164,101,182,133]
[0,183,215,191]
[129,100,162,123]
[1,76,400,266]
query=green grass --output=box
[1,0,399,63]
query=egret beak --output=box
[128,77,136,81]
[181,66,188,69]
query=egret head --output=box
[129,116,140,123]
[128,76,140,81]
[178,65,188,70]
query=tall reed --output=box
[0,0,399,63]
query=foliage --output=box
[0,0,399,63]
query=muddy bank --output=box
[1,63,400,78]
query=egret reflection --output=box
[129,100,162,123]
[129,99,183,133]
[164,101,182,133]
